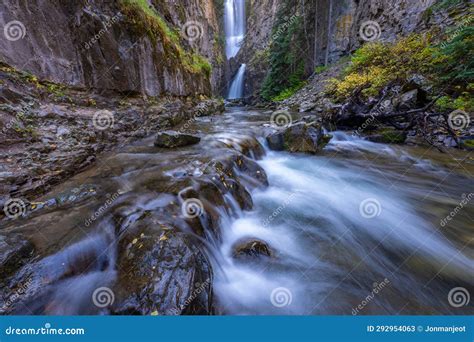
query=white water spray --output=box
[225,0,246,99]
[228,64,246,99]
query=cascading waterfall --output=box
[225,0,246,99]
[227,64,246,99]
[224,0,246,59]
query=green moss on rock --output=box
[119,0,211,76]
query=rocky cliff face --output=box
[230,0,281,97]
[0,0,225,97]
[236,0,462,98]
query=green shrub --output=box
[271,80,307,101]
[430,0,465,11]
[261,1,306,100]
[436,25,473,84]
[327,34,443,101]
[314,65,328,74]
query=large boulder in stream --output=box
[113,218,213,316]
[154,131,201,148]
[266,121,332,154]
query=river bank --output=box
[0,63,224,207]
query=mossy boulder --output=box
[366,129,407,144]
[266,122,332,154]
[154,131,201,148]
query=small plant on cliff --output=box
[119,0,211,76]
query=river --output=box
[1,107,473,315]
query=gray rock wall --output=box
[0,0,225,96]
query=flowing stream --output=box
[1,107,473,315]
[213,111,473,314]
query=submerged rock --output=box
[232,238,274,260]
[266,122,332,154]
[154,131,201,148]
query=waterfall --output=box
[227,64,246,99]
[224,0,246,99]
[224,0,246,59]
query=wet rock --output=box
[114,219,213,315]
[395,89,420,111]
[56,126,70,137]
[194,99,225,116]
[266,122,332,154]
[0,234,34,276]
[37,104,67,119]
[444,136,458,148]
[266,132,285,151]
[407,74,432,93]
[154,131,201,148]
[232,238,274,260]
[0,171,16,184]
[0,87,25,103]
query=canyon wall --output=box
[0,0,225,97]
[235,0,464,99]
